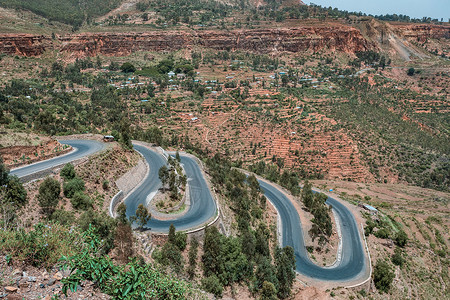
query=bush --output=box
[60,226,190,299]
[391,248,404,266]
[201,275,223,297]
[261,281,277,300]
[102,180,109,190]
[78,209,117,254]
[63,177,85,198]
[50,209,75,226]
[70,191,93,210]
[395,230,408,247]
[37,177,61,216]
[153,242,184,273]
[60,163,76,180]
[120,62,136,73]
[0,222,83,268]
[374,228,390,239]
[407,67,415,76]
[4,175,27,207]
[373,260,394,293]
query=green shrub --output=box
[0,222,82,268]
[61,226,190,299]
[201,275,223,297]
[3,175,27,207]
[63,177,85,198]
[373,260,394,293]
[70,191,93,210]
[37,177,61,216]
[374,228,390,239]
[395,230,408,247]
[60,163,76,180]
[50,209,75,226]
[120,62,136,73]
[78,209,116,254]
[391,248,405,266]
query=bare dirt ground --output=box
[0,131,71,168]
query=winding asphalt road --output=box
[12,139,366,281]
[259,180,366,281]
[11,140,105,178]
[125,144,217,233]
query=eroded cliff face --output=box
[0,24,447,57]
[391,24,450,42]
[0,26,375,57]
[0,34,50,56]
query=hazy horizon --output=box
[307,0,449,21]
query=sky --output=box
[307,0,450,21]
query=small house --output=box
[168,71,175,78]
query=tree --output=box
[373,260,394,293]
[130,204,151,230]
[0,158,9,186]
[35,110,56,135]
[60,163,76,180]
[261,281,278,300]
[158,165,169,189]
[146,126,163,146]
[187,238,199,279]
[120,62,136,73]
[108,61,119,71]
[202,226,223,278]
[275,246,296,299]
[168,223,176,244]
[119,116,133,149]
[407,67,415,76]
[301,181,314,210]
[38,177,61,216]
[175,151,181,162]
[254,257,278,290]
[116,202,128,224]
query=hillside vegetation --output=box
[0,0,121,28]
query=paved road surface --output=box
[11,139,365,281]
[125,144,217,233]
[259,180,366,281]
[11,140,105,178]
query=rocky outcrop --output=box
[0,34,50,56]
[0,24,446,58]
[0,26,375,57]
[59,27,375,56]
[391,24,450,42]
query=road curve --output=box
[125,144,217,233]
[259,180,366,281]
[11,140,105,178]
[11,138,365,281]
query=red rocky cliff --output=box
[0,26,375,57]
[0,34,50,56]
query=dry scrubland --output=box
[0,1,449,299]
